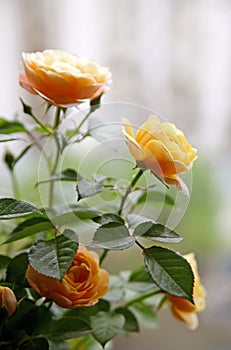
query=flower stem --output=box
[67,109,92,140]
[125,289,163,308]
[118,169,143,215]
[99,249,108,265]
[48,107,61,207]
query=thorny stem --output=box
[118,169,143,215]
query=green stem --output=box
[67,109,92,140]
[99,249,108,265]
[125,289,163,308]
[11,171,20,199]
[48,107,61,207]
[118,169,143,215]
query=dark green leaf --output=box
[137,191,174,207]
[6,253,29,287]
[19,337,49,350]
[92,222,135,250]
[93,213,124,225]
[28,230,79,280]
[77,178,104,201]
[143,246,194,302]
[0,117,27,134]
[126,214,154,229]
[114,307,139,332]
[47,317,91,341]
[134,222,183,243]
[4,217,55,244]
[64,299,110,325]
[0,198,41,219]
[6,298,35,330]
[91,311,125,348]
[0,255,11,280]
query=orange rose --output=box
[168,253,206,330]
[19,49,111,107]
[26,245,109,308]
[122,115,197,194]
[0,286,17,316]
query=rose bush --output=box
[26,245,109,308]
[168,253,206,330]
[122,115,197,194]
[0,286,17,317]
[19,49,111,106]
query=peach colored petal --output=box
[18,72,38,95]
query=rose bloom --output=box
[168,253,206,330]
[122,115,197,194]
[26,245,109,308]
[0,286,17,316]
[19,49,111,107]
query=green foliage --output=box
[143,246,194,302]
[91,311,125,348]
[0,89,205,348]
[92,222,135,250]
[0,198,41,219]
[0,117,27,134]
[28,230,79,280]
[133,221,183,243]
[4,217,55,244]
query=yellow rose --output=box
[0,286,17,316]
[168,253,206,330]
[26,245,109,308]
[19,49,111,107]
[122,115,197,194]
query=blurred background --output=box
[0,0,231,349]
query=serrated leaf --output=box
[28,230,79,280]
[93,213,124,225]
[91,311,125,348]
[77,178,104,201]
[0,198,41,219]
[114,307,139,332]
[0,117,27,134]
[92,222,135,250]
[143,246,194,302]
[134,222,183,243]
[126,214,154,229]
[4,217,55,244]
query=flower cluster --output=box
[0,49,206,349]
